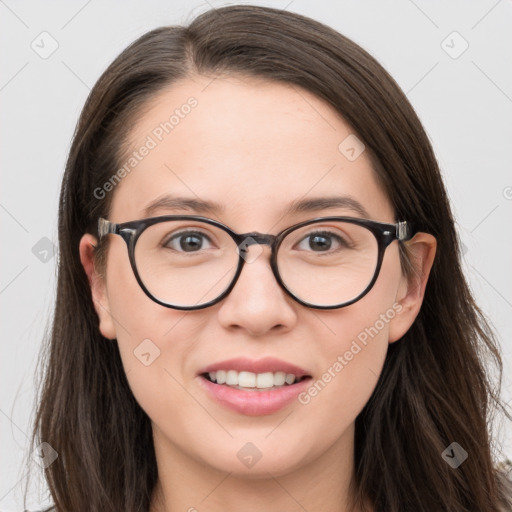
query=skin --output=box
[80,74,436,512]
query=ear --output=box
[79,234,117,340]
[388,232,437,343]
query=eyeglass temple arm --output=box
[98,218,117,239]
[397,221,414,241]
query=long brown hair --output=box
[25,5,512,511]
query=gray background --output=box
[1,0,511,510]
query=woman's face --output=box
[81,74,428,479]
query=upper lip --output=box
[198,357,311,378]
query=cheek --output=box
[299,245,403,424]
[299,307,390,435]
[104,245,196,414]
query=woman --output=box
[26,4,512,511]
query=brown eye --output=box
[163,230,214,252]
[294,230,350,253]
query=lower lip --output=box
[197,375,312,416]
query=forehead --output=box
[109,74,394,228]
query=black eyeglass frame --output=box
[97,215,415,311]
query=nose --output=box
[216,243,297,336]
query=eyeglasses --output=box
[97,215,414,310]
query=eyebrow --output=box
[142,194,370,219]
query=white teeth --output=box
[226,370,238,386]
[205,370,304,389]
[239,371,256,387]
[285,373,296,385]
[273,371,286,386]
[256,372,274,388]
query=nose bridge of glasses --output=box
[238,232,276,250]
[239,232,275,246]
[236,232,277,259]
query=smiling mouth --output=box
[200,371,312,391]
